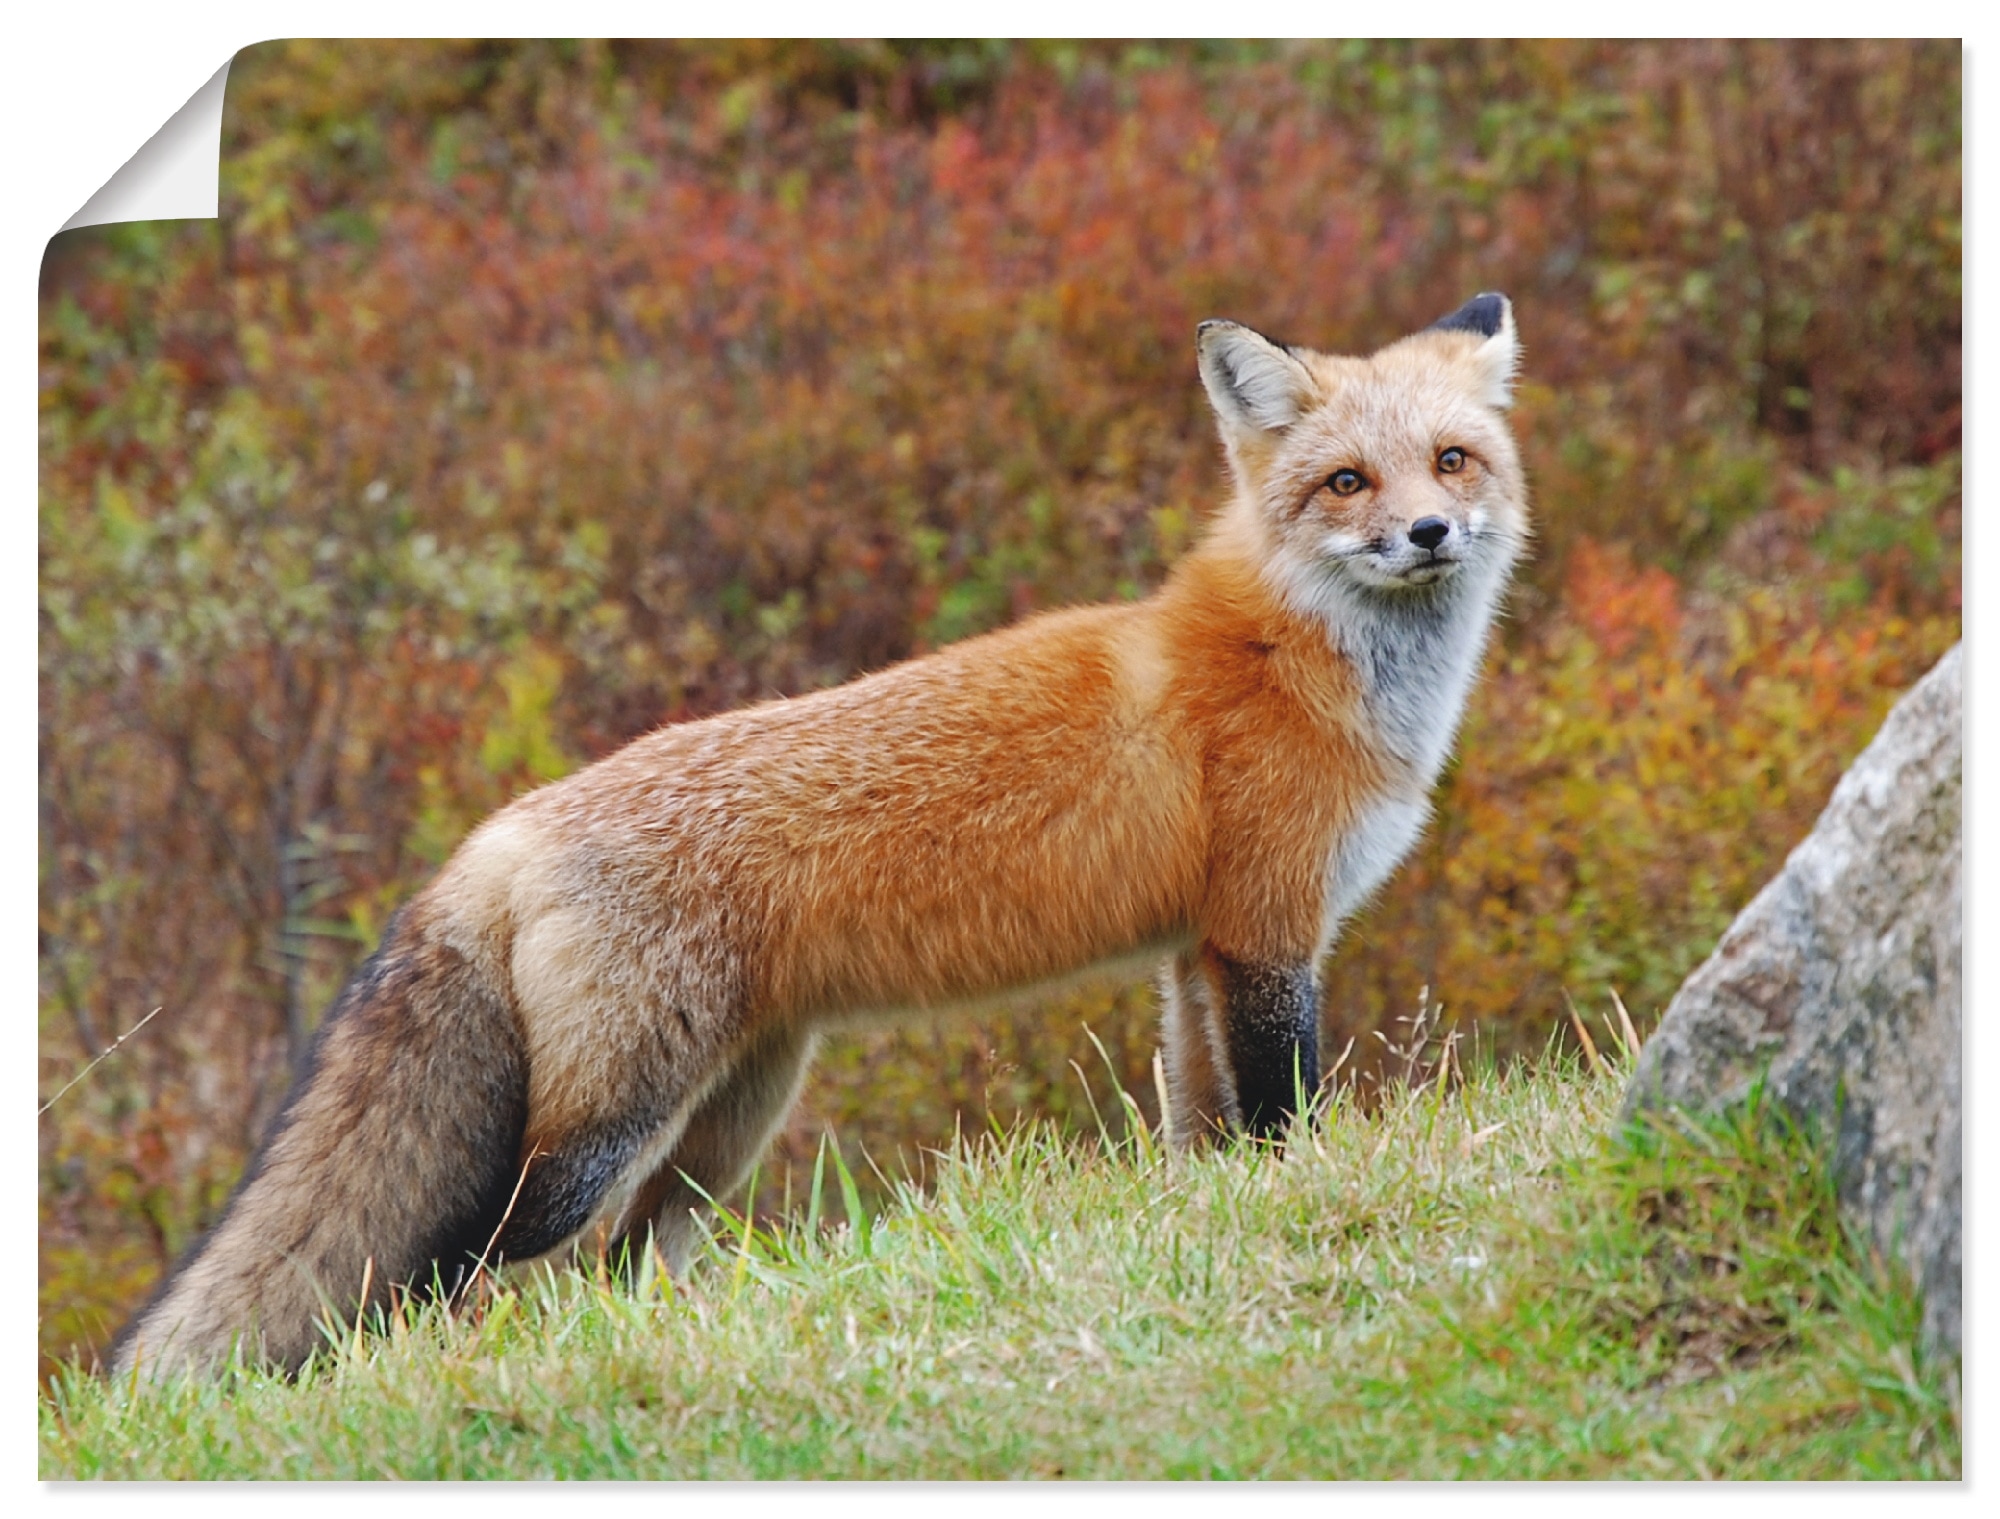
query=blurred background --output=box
[38,39,1961,1374]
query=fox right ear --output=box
[1426,292,1519,410]
[1197,320,1317,438]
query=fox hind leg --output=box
[492,1014,729,1266]
[606,1025,817,1275]
[491,1117,672,1264]
[496,914,748,1267]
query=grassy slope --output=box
[40,1052,1960,1479]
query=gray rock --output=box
[1621,643,1961,1359]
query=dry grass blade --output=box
[1610,988,1644,1061]
[460,1147,545,1305]
[1564,991,1603,1075]
[352,1257,375,1358]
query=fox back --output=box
[113,294,1527,1379]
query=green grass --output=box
[40,1051,1960,1479]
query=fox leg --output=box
[1160,950,1238,1144]
[486,1051,695,1269]
[492,1006,736,1267]
[605,1024,817,1274]
[493,908,751,1266]
[1212,951,1319,1139]
[492,1116,673,1265]
[1161,947,1318,1146]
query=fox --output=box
[110,293,1528,1379]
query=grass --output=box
[39,1043,1961,1479]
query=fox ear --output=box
[1197,320,1316,437]
[1426,292,1519,410]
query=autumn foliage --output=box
[39,40,1960,1372]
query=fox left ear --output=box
[1196,320,1317,440]
[1427,292,1519,410]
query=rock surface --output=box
[1621,643,1961,1358]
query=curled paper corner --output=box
[61,57,233,232]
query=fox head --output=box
[1196,294,1528,619]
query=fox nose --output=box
[1409,517,1450,551]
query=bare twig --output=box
[38,1006,164,1116]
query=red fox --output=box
[112,294,1527,1378]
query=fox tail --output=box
[109,902,528,1379]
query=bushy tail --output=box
[110,902,528,1380]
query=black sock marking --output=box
[1217,956,1319,1140]
[493,1123,651,1263]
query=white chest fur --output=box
[1305,560,1510,962]
[1316,792,1431,960]
[1267,533,1511,785]
[1335,567,1506,784]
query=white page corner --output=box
[60,56,234,234]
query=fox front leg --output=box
[1160,948,1319,1144]
[1214,954,1319,1139]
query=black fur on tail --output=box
[109,901,531,1378]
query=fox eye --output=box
[1328,469,1366,496]
[1437,447,1467,474]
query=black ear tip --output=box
[1427,292,1510,338]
